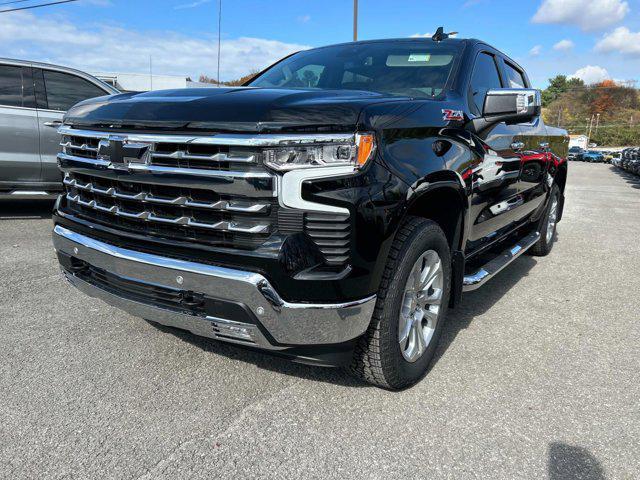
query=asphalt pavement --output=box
[1,162,639,479]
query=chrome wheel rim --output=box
[398,250,443,363]
[546,197,558,244]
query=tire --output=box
[530,184,560,257]
[350,217,451,390]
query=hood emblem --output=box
[442,109,464,122]
[98,135,151,170]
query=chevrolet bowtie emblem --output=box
[97,135,150,169]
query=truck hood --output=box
[64,87,410,133]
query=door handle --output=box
[44,121,63,128]
[511,142,524,151]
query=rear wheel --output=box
[350,217,451,390]
[530,184,560,256]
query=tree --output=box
[541,75,584,107]
[542,75,640,146]
[196,71,259,86]
[198,74,219,85]
[589,79,616,115]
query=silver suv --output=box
[0,59,118,199]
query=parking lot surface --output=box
[1,162,639,479]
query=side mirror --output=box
[483,88,541,124]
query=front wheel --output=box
[350,217,451,390]
[530,184,560,256]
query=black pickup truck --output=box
[52,32,568,389]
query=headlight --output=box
[263,133,376,171]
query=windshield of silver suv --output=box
[247,41,462,99]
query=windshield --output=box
[247,41,462,99]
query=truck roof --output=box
[304,37,476,51]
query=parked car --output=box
[615,147,640,176]
[0,58,118,199]
[567,146,584,161]
[52,31,568,389]
[610,152,622,167]
[582,150,605,163]
[630,149,640,175]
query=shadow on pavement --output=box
[0,200,55,219]
[432,253,538,368]
[548,442,605,480]
[155,250,540,388]
[149,321,370,388]
[608,166,640,189]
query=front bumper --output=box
[52,225,376,351]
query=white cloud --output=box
[297,14,311,23]
[529,45,543,56]
[595,26,640,56]
[174,0,212,10]
[532,0,629,31]
[553,39,574,51]
[569,65,610,84]
[0,12,309,81]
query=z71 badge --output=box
[442,109,465,121]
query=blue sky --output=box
[1,0,639,87]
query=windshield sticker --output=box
[442,109,464,121]
[408,53,431,62]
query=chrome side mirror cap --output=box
[483,88,541,123]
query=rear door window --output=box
[504,62,527,88]
[469,52,503,113]
[42,70,107,111]
[0,65,33,108]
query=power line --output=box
[0,0,38,7]
[0,0,77,13]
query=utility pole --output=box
[217,0,222,86]
[595,113,600,135]
[587,114,594,145]
[353,0,358,41]
[556,107,562,127]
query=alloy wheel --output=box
[398,250,443,362]
[546,197,558,244]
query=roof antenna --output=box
[432,27,457,42]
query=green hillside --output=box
[541,75,640,147]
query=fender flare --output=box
[403,171,470,251]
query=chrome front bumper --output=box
[52,225,376,349]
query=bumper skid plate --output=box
[52,225,376,349]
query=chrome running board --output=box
[463,231,540,292]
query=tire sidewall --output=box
[539,184,560,250]
[379,222,452,388]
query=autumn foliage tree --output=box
[542,76,640,146]
[198,71,259,86]
[589,80,616,115]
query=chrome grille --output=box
[58,128,278,249]
[63,171,276,246]
[57,127,353,266]
[59,133,264,173]
[60,136,99,159]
